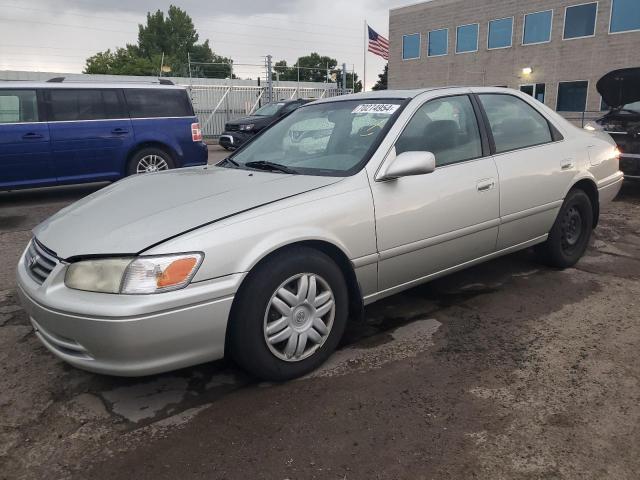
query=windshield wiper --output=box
[245,160,298,174]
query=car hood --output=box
[34,167,341,259]
[597,67,640,109]
[227,115,271,126]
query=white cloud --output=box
[0,0,404,89]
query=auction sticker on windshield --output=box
[352,104,400,114]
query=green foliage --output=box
[274,53,337,82]
[273,53,362,92]
[84,5,232,78]
[372,64,388,91]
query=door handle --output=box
[111,128,129,135]
[22,132,43,140]
[476,179,495,192]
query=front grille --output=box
[225,124,239,132]
[24,239,59,284]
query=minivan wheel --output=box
[228,247,348,381]
[536,189,593,268]
[127,148,175,176]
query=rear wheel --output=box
[127,147,175,176]
[536,189,593,268]
[228,247,348,381]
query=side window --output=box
[47,89,125,121]
[124,89,193,118]
[478,94,553,153]
[395,95,483,167]
[0,90,38,124]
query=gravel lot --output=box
[1,150,639,479]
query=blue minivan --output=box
[0,80,208,190]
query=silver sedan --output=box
[17,87,623,380]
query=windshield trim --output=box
[223,97,412,177]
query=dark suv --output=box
[219,99,310,150]
[587,68,640,179]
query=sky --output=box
[0,0,408,90]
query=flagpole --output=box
[363,20,367,92]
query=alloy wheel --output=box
[136,154,170,174]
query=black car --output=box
[587,68,640,179]
[219,99,311,150]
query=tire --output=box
[126,147,175,176]
[536,189,593,268]
[228,247,349,381]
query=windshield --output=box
[620,101,640,113]
[229,99,404,176]
[253,103,284,116]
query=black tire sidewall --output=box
[228,247,349,381]
[545,189,593,268]
[126,147,175,176]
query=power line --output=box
[0,17,362,54]
[0,3,361,40]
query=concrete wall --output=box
[389,0,640,112]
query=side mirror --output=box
[377,149,436,181]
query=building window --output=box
[488,17,513,49]
[456,24,479,53]
[564,2,598,39]
[520,84,546,103]
[428,28,448,56]
[523,10,553,44]
[610,0,640,33]
[557,81,589,111]
[402,33,421,60]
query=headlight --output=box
[65,253,203,294]
[583,121,604,131]
[239,124,255,131]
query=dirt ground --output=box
[1,156,639,479]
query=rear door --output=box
[45,88,133,183]
[0,88,54,189]
[475,93,573,249]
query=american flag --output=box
[368,26,389,60]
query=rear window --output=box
[0,89,39,123]
[47,89,125,121]
[124,88,193,118]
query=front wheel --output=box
[127,148,175,176]
[228,247,349,381]
[536,189,593,268]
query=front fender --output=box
[145,172,377,284]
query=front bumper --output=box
[619,154,640,179]
[16,248,243,377]
[218,131,252,149]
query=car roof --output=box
[0,81,187,90]
[309,88,445,104]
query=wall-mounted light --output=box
[522,67,533,76]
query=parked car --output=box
[17,87,622,381]
[584,67,640,179]
[219,99,310,150]
[0,80,208,190]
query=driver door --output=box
[369,94,500,292]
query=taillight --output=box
[191,123,203,142]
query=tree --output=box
[84,5,232,78]
[272,53,362,92]
[273,53,337,82]
[372,64,388,91]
